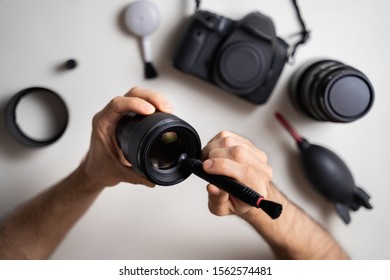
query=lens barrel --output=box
[116,112,201,186]
[290,59,374,123]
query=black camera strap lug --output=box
[194,0,310,61]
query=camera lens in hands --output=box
[116,112,201,186]
[116,112,283,219]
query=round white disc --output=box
[124,1,160,37]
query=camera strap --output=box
[194,0,201,10]
[193,0,310,60]
[288,0,310,59]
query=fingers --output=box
[206,184,231,216]
[207,130,253,146]
[84,86,174,189]
[203,158,271,194]
[202,130,268,164]
[203,130,272,208]
[125,87,174,113]
[95,86,174,126]
[205,145,267,169]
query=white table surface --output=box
[0,0,389,259]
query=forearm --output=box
[240,182,349,260]
[0,164,104,259]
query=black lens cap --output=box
[290,59,375,123]
[324,71,374,122]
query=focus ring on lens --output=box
[308,61,345,121]
[290,60,337,121]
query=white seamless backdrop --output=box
[0,0,389,259]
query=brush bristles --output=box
[259,200,283,219]
[145,62,158,79]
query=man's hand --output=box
[80,87,174,189]
[201,131,272,216]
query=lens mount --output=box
[215,42,267,94]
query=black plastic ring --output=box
[5,87,69,148]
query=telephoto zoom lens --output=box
[290,59,374,123]
[116,112,201,186]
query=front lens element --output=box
[149,131,185,170]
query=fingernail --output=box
[144,103,155,113]
[163,101,174,110]
[203,159,214,169]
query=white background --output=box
[0,0,389,259]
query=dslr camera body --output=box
[173,10,288,104]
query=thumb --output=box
[207,184,230,216]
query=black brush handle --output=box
[183,158,282,219]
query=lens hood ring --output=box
[5,87,69,147]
